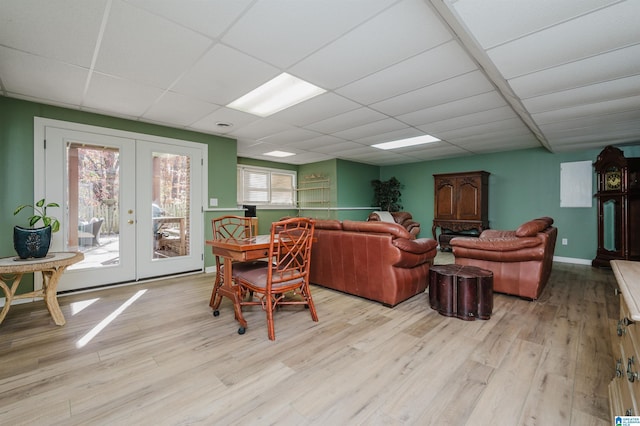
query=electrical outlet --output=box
[562,238,568,246]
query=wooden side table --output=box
[0,251,84,326]
[429,264,493,320]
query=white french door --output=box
[38,120,205,292]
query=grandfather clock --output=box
[592,145,640,267]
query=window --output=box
[237,165,296,207]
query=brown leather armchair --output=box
[367,211,421,238]
[450,217,557,300]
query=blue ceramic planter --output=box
[13,225,52,259]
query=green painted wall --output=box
[380,145,640,261]
[335,159,379,221]
[5,95,640,273]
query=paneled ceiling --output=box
[1,0,639,165]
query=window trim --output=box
[237,165,297,207]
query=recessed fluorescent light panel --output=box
[372,135,440,150]
[227,73,326,117]
[265,150,295,158]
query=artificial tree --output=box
[371,176,403,212]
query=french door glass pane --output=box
[67,143,120,270]
[153,152,190,259]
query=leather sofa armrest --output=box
[343,220,412,239]
[392,237,437,268]
[480,230,516,239]
[451,236,541,252]
[392,237,437,254]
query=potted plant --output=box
[13,198,61,259]
[371,176,403,212]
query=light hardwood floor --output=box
[0,256,618,425]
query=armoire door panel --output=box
[436,183,455,219]
[457,180,480,219]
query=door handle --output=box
[128,219,134,224]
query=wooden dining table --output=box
[205,235,272,330]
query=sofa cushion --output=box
[451,236,542,251]
[342,219,412,239]
[515,219,550,237]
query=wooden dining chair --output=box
[232,217,318,340]
[209,215,266,315]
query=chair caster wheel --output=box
[238,327,246,335]
[213,310,220,317]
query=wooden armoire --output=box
[592,146,640,267]
[432,171,489,242]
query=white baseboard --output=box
[553,256,592,265]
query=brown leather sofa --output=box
[310,219,438,307]
[450,217,558,300]
[367,211,421,238]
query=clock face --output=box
[605,171,621,190]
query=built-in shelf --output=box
[296,175,330,211]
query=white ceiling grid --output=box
[0,0,638,165]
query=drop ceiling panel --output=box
[222,0,396,69]
[486,2,640,79]
[259,128,324,145]
[508,43,640,98]
[142,91,219,127]
[278,152,334,165]
[435,118,527,140]
[306,108,388,134]
[311,141,364,154]
[332,118,410,141]
[543,120,640,140]
[409,143,471,159]
[290,0,453,89]
[83,72,165,118]
[544,127,640,147]
[124,0,252,39]
[0,47,88,106]
[398,92,507,126]
[270,93,361,127]
[539,110,640,133]
[355,128,425,146]
[336,41,478,105]
[449,0,618,49]
[532,95,640,124]
[351,151,417,165]
[523,74,640,114]
[228,119,292,140]
[95,0,212,88]
[0,0,106,67]
[416,106,517,134]
[171,44,279,105]
[454,136,540,154]
[236,139,262,152]
[371,70,494,116]
[189,107,258,135]
[283,135,348,150]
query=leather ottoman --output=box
[429,264,493,320]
